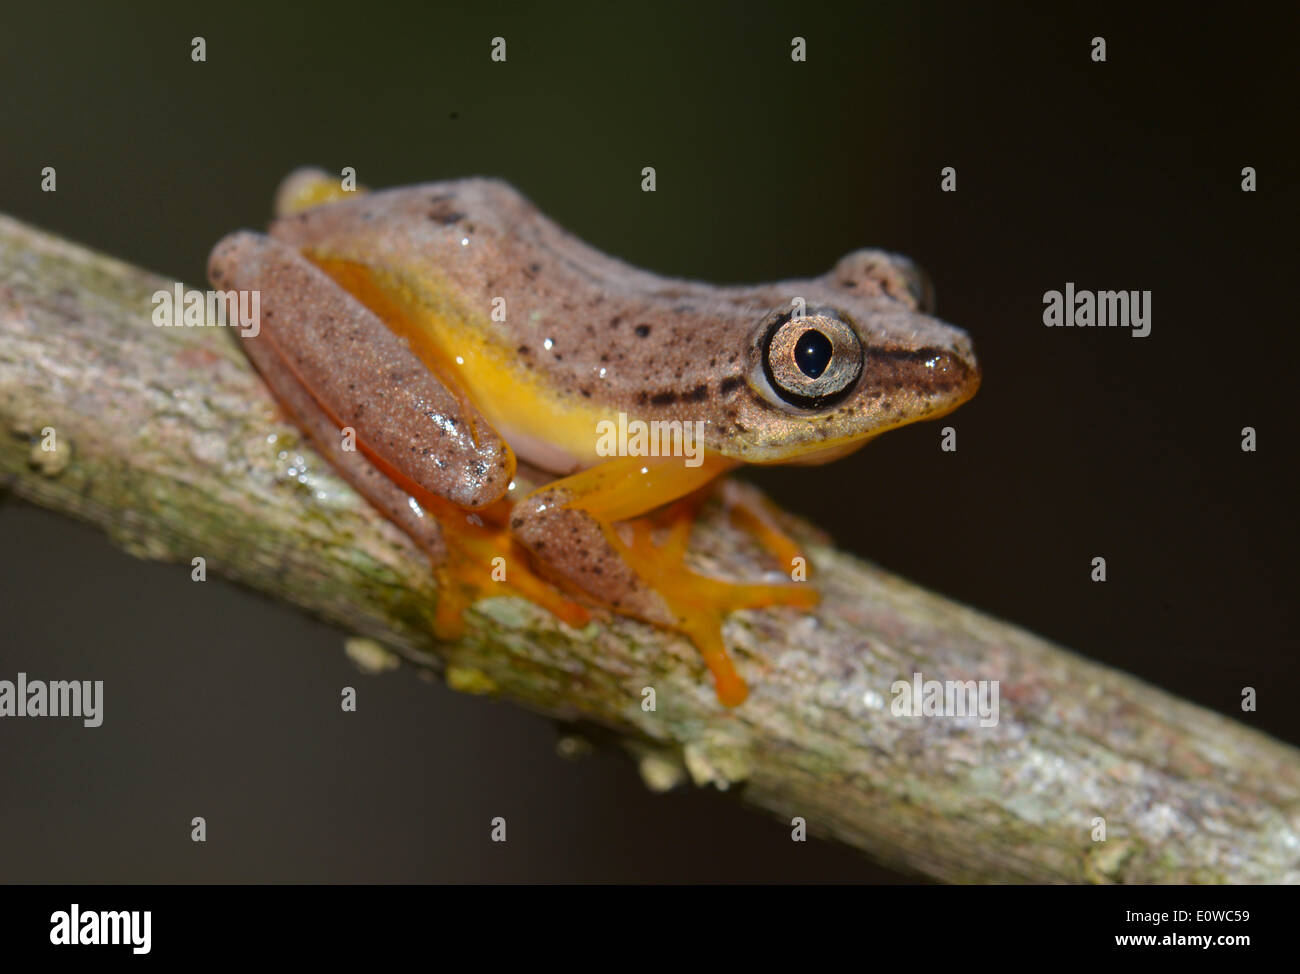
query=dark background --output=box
[1,1,1295,882]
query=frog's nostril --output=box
[930,349,981,403]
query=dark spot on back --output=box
[635,324,651,338]
[650,391,676,406]
[427,198,464,224]
[684,384,708,403]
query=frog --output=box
[208,168,980,706]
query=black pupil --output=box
[794,329,833,379]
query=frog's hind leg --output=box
[210,232,514,510]
[211,235,448,568]
[208,232,587,636]
[510,456,818,706]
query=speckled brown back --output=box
[268,179,979,463]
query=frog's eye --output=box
[761,309,864,409]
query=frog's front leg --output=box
[510,454,818,706]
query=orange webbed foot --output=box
[611,488,819,706]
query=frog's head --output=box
[726,250,980,465]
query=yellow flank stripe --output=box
[449,334,611,465]
[310,257,612,466]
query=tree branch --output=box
[2,213,1296,883]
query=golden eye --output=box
[761,308,863,408]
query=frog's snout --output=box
[856,319,981,422]
[928,335,981,408]
[926,343,980,413]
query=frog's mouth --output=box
[743,347,981,467]
[774,436,879,467]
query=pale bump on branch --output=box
[1,213,1297,883]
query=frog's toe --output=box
[664,575,818,707]
[613,506,819,706]
[717,479,814,580]
[273,167,367,216]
